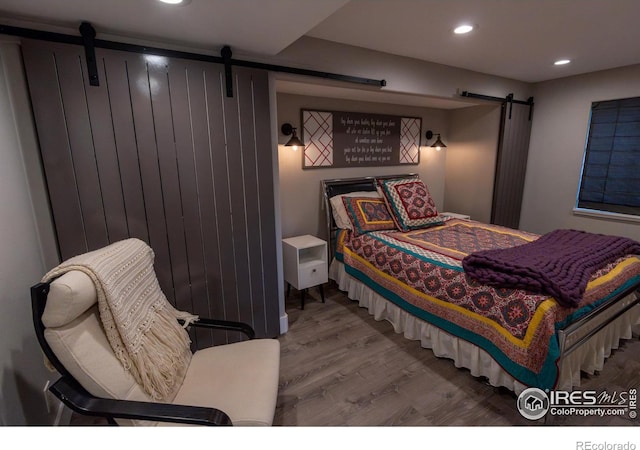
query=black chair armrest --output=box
[186,318,256,339]
[50,376,232,426]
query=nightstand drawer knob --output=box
[312,268,316,273]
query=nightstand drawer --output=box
[298,260,328,289]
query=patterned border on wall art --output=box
[302,110,334,167]
[400,117,421,164]
[301,109,421,169]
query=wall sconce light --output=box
[281,123,304,151]
[425,130,447,151]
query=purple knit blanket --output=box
[462,229,640,308]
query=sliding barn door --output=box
[491,101,533,228]
[21,39,279,344]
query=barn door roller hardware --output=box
[79,22,99,86]
[221,45,233,98]
[0,22,386,98]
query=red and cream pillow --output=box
[378,177,442,231]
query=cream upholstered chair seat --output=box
[33,269,280,426]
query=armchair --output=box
[31,240,280,426]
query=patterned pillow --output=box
[342,196,397,235]
[378,178,440,231]
[329,191,381,230]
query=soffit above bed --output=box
[275,79,478,110]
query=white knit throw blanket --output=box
[43,238,198,401]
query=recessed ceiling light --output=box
[158,0,189,5]
[453,24,474,34]
[554,59,571,66]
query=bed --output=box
[322,174,640,394]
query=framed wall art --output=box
[301,109,422,169]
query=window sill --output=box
[572,208,640,224]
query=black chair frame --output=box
[31,281,257,426]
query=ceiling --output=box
[1,0,639,106]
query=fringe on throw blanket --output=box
[43,238,198,401]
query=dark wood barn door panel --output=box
[491,101,533,229]
[21,39,279,343]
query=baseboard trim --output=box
[54,402,72,426]
[279,312,289,334]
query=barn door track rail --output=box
[0,22,386,97]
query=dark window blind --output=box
[577,96,640,216]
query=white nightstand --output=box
[441,212,471,220]
[282,235,328,310]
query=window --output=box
[577,96,640,217]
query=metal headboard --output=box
[321,173,418,262]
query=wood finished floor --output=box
[72,281,640,426]
[275,282,640,426]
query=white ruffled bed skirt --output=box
[330,260,640,394]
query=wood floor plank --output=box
[274,282,640,426]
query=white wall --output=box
[445,105,502,223]
[0,42,60,425]
[521,63,640,240]
[277,93,448,240]
[273,37,532,240]
[271,37,531,104]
